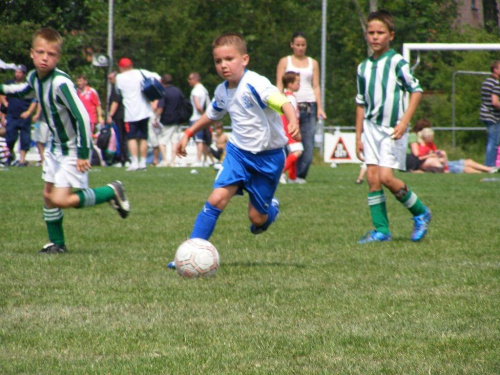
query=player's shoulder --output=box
[243,70,273,89]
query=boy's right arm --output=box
[355,105,365,161]
[176,113,213,157]
[0,82,33,99]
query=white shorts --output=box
[42,151,88,189]
[32,121,50,144]
[149,123,180,148]
[287,142,304,153]
[362,120,407,170]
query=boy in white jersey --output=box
[355,10,431,243]
[170,33,299,267]
[0,28,130,253]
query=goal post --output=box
[402,43,500,63]
[403,43,500,147]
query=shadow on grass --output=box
[223,261,307,269]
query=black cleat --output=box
[39,242,67,254]
[108,180,130,219]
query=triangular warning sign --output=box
[330,136,352,160]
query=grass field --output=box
[1,164,499,374]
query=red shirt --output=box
[281,90,299,145]
[77,86,100,126]
[418,141,437,157]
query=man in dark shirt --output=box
[2,65,37,166]
[106,71,130,166]
[153,74,185,166]
[480,61,500,167]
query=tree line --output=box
[1,0,499,150]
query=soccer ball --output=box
[174,238,220,278]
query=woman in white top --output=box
[276,32,326,181]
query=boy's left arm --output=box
[393,91,422,140]
[267,92,300,140]
[281,102,300,140]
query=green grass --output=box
[1,164,499,374]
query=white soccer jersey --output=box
[205,70,287,153]
[0,68,92,159]
[356,49,422,127]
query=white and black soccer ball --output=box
[174,238,220,278]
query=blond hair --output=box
[33,28,63,52]
[418,127,434,144]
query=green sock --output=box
[76,186,114,208]
[398,189,427,216]
[368,190,390,235]
[43,207,65,246]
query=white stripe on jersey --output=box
[356,49,422,128]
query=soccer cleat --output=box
[167,261,176,270]
[39,242,67,254]
[357,230,392,244]
[411,209,432,242]
[250,198,280,234]
[108,180,130,219]
[279,173,287,184]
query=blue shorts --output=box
[214,142,285,214]
[6,116,31,151]
[448,159,465,174]
[127,118,149,140]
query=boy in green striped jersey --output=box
[0,28,130,254]
[355,10,431,243]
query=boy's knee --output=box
[248,210,266,226]
[392,185,408,200]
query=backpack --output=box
[97,124,112,150]
[178,95,193,124]
[140,70,164,101]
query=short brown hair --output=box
[33,27,63,52]
[282,71,299,88]
[367,10,394,33]
[212,33,247,55]
[413,118,432,133]
[491,60,500,72]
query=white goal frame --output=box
[402,43,500,147]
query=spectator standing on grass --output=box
[276,32,327,183]
[480,60,500,167]
[3,64,37,166]
[106,71,129,167]
[76,74,104,138]
[115,57,160,171]
[355,10,432,244]
[0,28,130,253]
[168,33,299,269]
[279,71,304,184]
[0,122,10,168]
[153,74,185,167]
[188,72,213,167]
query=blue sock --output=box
[190,202,222,240]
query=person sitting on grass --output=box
[418,127,498,174]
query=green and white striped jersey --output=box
[0,68,91,159]
[356,49,422,128]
